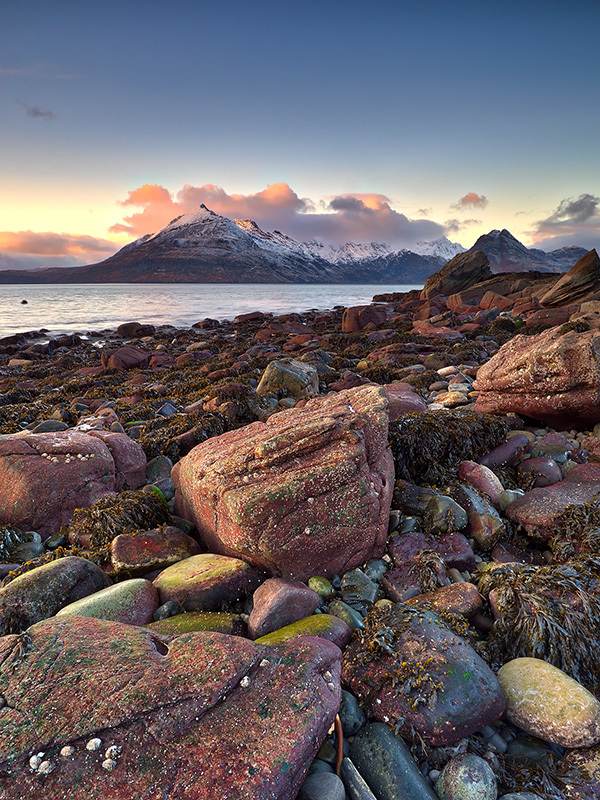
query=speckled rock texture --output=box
[172,385,394,580]
[0,430,117,538]
[498,657,600,748]
[0,615,341,799]
[110,526,200,576]
[0,556,113,635]
[504,463,600,539]
[420,251,491,300]
[341,605,505,746]
[56,578,159,626]
[539,249,600,307]
[474,323,600,427]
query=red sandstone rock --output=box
[248,578,321,639]
[475,325,600,427]
[384,381,428,420]
[0,616,341,800]
[540,250,600,307]
[405,581,482,618]
[111,526,201,576]
[411,320,464,340]
[85,430,146,491]
[101,346,150,370]
[172,385,394,581]
[505,463,600,539]
[420,251,492,300]
[341,305,388,332]
[0,430,116,538]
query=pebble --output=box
[86,737,102,751]
[298,772,346,800]
[435,754,497,800]
[38,760,55,775]
[60,745,75,756]
[339,689,367,736]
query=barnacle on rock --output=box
[0,526,27,562]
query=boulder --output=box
[0,616,341,799]
[110,526,201,576]
[498,657,600,748]
[172,386,394,581]
[0,430,118,538]
[341,605,505,745]
[384,381,428,420]
[420,251,492,300]
[504,463,600,539]
[100,346,150,370]
[540,250,600,307]
[342,305,388,332]
[56,578,159,626]
[474,324,600,427]
[153,553,261,611]
[0,556,113,635]
[84,430,146,491]
[256,357,319,397]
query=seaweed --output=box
[477,559,600,691]
[389,409,509,485]
[62,490,172,548]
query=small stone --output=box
[29,753,44,769]
[86,737,102,751]
[102,758,117,771]
[435,754,497,799]
[38,760,55,775]
[240,676,251,688]
[105,745,122,759]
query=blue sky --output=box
[1,0,599,267]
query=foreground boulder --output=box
[474,319,600,427]
[0,616,341,799]
[172,386,394,580]
[0,430,145,538]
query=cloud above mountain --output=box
[110,182,445,249]
[451,192,488,210]
[531,193,600,251]
[0,230,116,269]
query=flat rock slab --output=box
[0,616,341,799]
[505,463,600,539]
[111,526,200,576]
[172,385,394,580]
[341,604,505,746]
[0,556,112,635]
[153,553,261,611]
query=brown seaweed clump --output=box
[63,490,171,549]
[477,559,600,692]
[389,410,509,485]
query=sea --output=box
[0,283,422,339]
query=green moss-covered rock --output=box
[145,611,245,636]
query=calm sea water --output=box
[0,283,421,338]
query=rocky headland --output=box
[1,248,600,799]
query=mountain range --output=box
[0,205,588,284]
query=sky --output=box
[1,0,599,269]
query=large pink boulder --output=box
[0,430,146,538]
[384,381,428,420]
[475,323,600,427]
[341,305,388,332]
[172,385,394,580]
[0,616,341,799]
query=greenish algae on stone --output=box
[256,613,351,648]
[145,611,245,636]
[56,578,159,626]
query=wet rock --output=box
[116,321,155,338]
[517,457,562,488]
[0,430,117,538]
[340,757,378,800]
[0,556,113,635]
[342,605,504,745]
[452,484,505,550]
[504,463,600,539]
[255,613,352,649]
[384,381,428,420]
[350,723,438,799]
[56,578,159,626]
[479,434,531,469]
[435,754,497,800]
[248,578,321,639]
[172,386,394,581]
[298,772,346,800]
[405,581,482,618]
[153,553,261,611]
[498,657,600,748]
[424,495,468,535]
[0,615,341,800]
[256,357,319,397]
[110,526,200,576]
[339,690,367,736]
[328,599,365,630]
[340,569,378,615]
[389,530,476,573]
[458,461,504,507]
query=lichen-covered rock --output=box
[153,553,261,611]
[145,611,246,637]
[498,657,600,748]
[172,386,394,580]
[474,323,600,427]
[0,556,113,635]
[110,526,200,576]
[435,754,498,800]
[256,358,319,397]
[341,604,505,745]
[56,578,159,626]
[0,431,116,538]
[256,614,352,649]
[0,616,341,799]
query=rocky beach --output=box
[2,247,600,799]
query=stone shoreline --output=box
[1,249,600,798]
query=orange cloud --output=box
[0,231,117,269]
[452,192,489,210]
[110,182,446,248]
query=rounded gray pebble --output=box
[298,772,346,800]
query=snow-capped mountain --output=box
[0,207,587,284]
